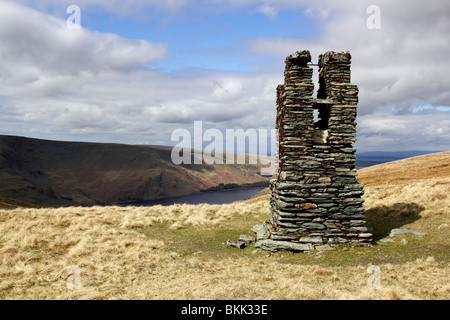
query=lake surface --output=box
[119,188,266,206]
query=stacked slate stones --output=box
[255,50,372,252]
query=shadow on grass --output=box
[365,202,425,242]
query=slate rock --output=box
[389,228,427,237]
[239,234,256,244]
[254,240,314,252]
[227,239,245,249]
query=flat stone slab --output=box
[251,223,267,240]
[254,240,314,252]
[227,239,245,249]
[239,234,256,244]
[314,244,334,251]
[251,224,262,232]
[389,228,427,237]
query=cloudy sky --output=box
[0,0,449,152]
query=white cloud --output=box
[0,2,277,144]
[0,2,168,76]
[356,111,450,151]
[257,4,277,18]
[0,1,172,142]
[15,0,189,18]
[211,80,243,102]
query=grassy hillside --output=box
[0,135,269,207]
[355,150,441,168]
[0,151,448,299]
[0,198,41,210]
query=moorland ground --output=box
[0,151,449,299]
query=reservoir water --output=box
[119,188,266,206]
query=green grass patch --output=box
[137,219,260,259]
[136,211,448,268]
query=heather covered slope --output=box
[0,135,269,207]
[0,151,448,299]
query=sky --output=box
[0,0,449,153]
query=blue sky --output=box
[81,7,318,73]
[0,0,449,153]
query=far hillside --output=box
[0,135,270,207]
[355,150,442,168]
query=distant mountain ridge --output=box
[0,135,269,207]
[355,150,442,168]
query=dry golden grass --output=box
[358,151,450,241]
[0,151,449,300]
[358,151,450,184]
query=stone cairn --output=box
[254,50,372,252]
